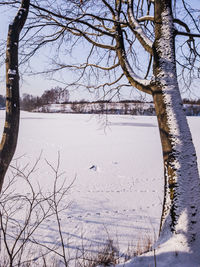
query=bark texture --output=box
[152,0,200,245]
[0,0,30,192]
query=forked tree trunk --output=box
[153,0,200,246]
[0,0,30,193]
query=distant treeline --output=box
[182,98,200,105]
[0,94,147,110]
[63,99,149,105]
[20,87,69,111]
[0,91,200,114]
[20,87,154,112]
[20,91,200,113]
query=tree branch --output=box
[127,0,153,55]
[176,31,200,38]
[115,22,152,95]
[138,15,154,22]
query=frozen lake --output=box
[0,111,200,261]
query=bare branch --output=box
[127,0,153,54]
[115,21,152,94]
[181,0,200,34]
[138,15,154,22]
[176,31,200,38]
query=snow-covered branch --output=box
[115,35,152,94]
[138,16,154,22]
[127,0,153,55]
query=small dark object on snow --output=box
[89,165,97,171]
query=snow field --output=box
[0,111,200,264]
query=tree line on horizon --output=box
[19,95,200,112]
[1,90,200,112]
[20,87,69,111]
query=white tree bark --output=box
[152,0,200,248]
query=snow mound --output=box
[116,234,200,267]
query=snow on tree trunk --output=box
[153,0,200,247]
[0,0,30,192]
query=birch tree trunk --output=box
[0,0,30,193]
[152,0,200,246]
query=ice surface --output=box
[0,111,199,265]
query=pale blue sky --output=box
[0,5,66,98]
[0,2,200,101]
[0,6,137,101]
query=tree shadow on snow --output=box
[111,122,156,127]
[121,250,200,267]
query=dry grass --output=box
[136,234,153,256]
[0,230,154,266]
[75,234,154,266]
[75,239,120,267]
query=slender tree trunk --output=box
[0,0,30,193]
[153,0,200,246]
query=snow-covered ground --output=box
[0,111,200,265]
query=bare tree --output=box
[1,0,200,257]
[0,0,30,193]
[41,87,69,104]
[0,155,75,266]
